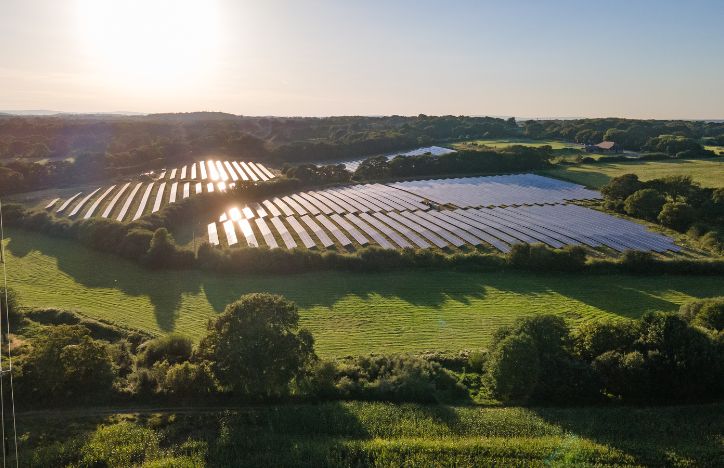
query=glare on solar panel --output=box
[232,161,249,181]
[133,183,155,220]
[169,182,178,204]
[241,162,258,181]
[301,215,334,248]
[152,182,166,213]
[262,200,282,217]
[199,161,208,180]
[207,223,219,245]
[84,185,116,219]
[44,198,60,210]
[223,220,238,245]
[180,165,187,179]
[102,183,131,218]
[69,187,102,217]
[169,168,177,179]
[224,161,239,181]
[285,216,316,248]
[190,163,197,179]
[248,162,269,181]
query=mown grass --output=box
[451,138,581,151]
[21,402,724,467]
[543,157,724,189]
[5,229,723,357]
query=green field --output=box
[23,402,724,466]
[5,228,723,357]
[452,138,581,151]
[543,157,724,189]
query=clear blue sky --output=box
[1,0,722,118]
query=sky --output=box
[1,0,723,119]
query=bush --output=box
[0,286,21,324]
[80,422,161,467]
[601,174,643,200]
[679,297,724,332]
[624,189,665,221]
[161,361,217,398]
[658,201,696,231]
[485,333,540,403]
[506,243,586,272]
[573,319,638,361]
[137,333,193,367]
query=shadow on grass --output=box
[530,403,724,466]
[6,228,722,334]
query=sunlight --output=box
[74,0,221,91]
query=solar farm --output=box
[209,173,679,254]
[45,159,276,222]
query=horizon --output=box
[2,0,724,119]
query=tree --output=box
[601,174,643,200]
[485,333,540,402]
[0,286,21,324]
[196,293,316,397]
[657,201,696,231]
[624,189,665,221]
[573,319,638,361]
[137,333,193,367]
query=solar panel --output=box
[233,161,249,181]
[152,182,166,213]
[387,211,448,248]
[206,182,215,193]
[241,162,259,181]
[169,182,178,204]
[69,187,102,217]
[301,215,334,247]
[84,185,116,219]
[133,183,155,220]
[44,198,59,210]
[440,210,512,252]
[180,165,187,179]
[331,214,368,245]
[255,163,275,179]
[315,190,358,213]
[315,214,352,246]
[359,212,411,248]
[215,161,229,181]
[199,160,208,180]
[285,216,316,248]
[299,192,333,214]
[255,217,279,248]
[270,217,297,249]
[158,171,166,179]
[55,191,81,214]
[468,208,565,248]
[195,182,203,194]
[242,206,255,219]
[307,191,345,214]
[398,211,465,247]
[190,163,197,180]
[291,194,320,215]
[271,197,295,216]
[281,195,307,215]
[372,212,430,248]
[102,183,131,218]
[207,223,219,245]
[169,168,177,179]
[237,219,259,247]
[262,199,282,217]
[248,162,269,181]
[223,220,238,246]
[224,161,239,181]
[116,183,143,221]
[344,213,393,249]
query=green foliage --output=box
[506,243,586,271]
[0,286,21,323]
[573,319,638,361]
[600,173,643,200]
[679,297,724,331]
[643,134,714,157]
[144,228,195,268]
[624,188,665,220]
[197,293,316,397]
[658,201,696,231]
[80,422,161,467]
[161,361,217,398]
[137,333,193,367]
[486,333,540,402]
[18,325,115,401]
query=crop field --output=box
[22,402,724,466]
[543,157,724,189]
[5,228,721,357]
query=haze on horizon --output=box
[1,0,723,119]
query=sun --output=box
[74,0,220,91]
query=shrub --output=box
[0,286,21,323]
[601,174,643,200]
[161,361,217,398]
[137,333,193,367]
[485,333,540,403]
[624,189,665,221]
[80,422,161,467]
[506,243,586,272]
[573,319,638,361]
[658,201,696,231]
[679,297,724,332]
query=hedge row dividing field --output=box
[4,228,723,357]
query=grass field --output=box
[543,157,724,189]
[23,402,724,466]
[5,228,723,357]
[452,138,582,151]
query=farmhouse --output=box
[585,141,621,153]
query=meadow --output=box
[5,228,723,357]
[23,402,724,466]
[543,157,724,189]
[452,138,582,151]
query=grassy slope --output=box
[5,228,723,357]
[543,157,724,189]
[23,402,724,466]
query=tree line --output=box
[5,290,722,407]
